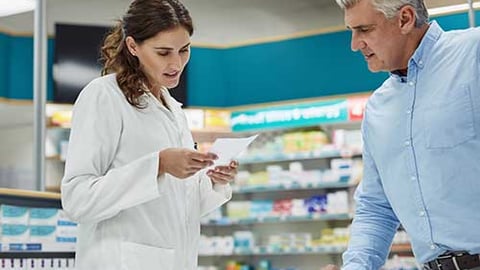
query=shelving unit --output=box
[41,96,413,270]
[231,181,354,194]
[202,213,352,227]
[200,245,348,257]
[197,121,362,269]
[198,244,412,258]
[0,188,61,209]
[0,189,75,262]
[194,95,415,270]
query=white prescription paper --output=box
[209,134,258,166]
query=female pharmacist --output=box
[61,0,238,269]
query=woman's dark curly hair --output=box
[101,0,193,108]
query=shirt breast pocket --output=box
[424,85,476,149]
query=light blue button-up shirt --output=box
[342,21,480,270]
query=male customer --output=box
[326,0,480,269]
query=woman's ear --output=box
[125,36,138,56]
[398,5,416,34]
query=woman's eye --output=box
[157,52,169,56]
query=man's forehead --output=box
[344,6,383,29]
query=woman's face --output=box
[127,26,191,89]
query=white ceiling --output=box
[0,0,342,45]
[0,0,474,45]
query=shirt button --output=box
[419,60,424,65]
[406,110,412,114]
[419,211,425,217]
[408,81,415,86]
[430,245,436,250]
[411,176,416,181]
[404,141,411,146]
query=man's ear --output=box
[398,5,416,34]
[125,36,138,56]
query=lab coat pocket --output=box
[121,241,174,270]
[424,85,476,149]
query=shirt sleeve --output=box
[198,172,232,217]
[477,32,480,88]
[61,80,161,224]
[342,109,400,270]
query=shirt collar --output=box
[390,21,444,82]
[410,20,443,69]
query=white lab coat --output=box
[61,74,231,270]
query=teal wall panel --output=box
[47,38,54,100]
[188,47,229,107]
[186,11,479,106]
[2,36,54,100]
[0,10,478,107]
[435,12,472,30]
[0,33,9,98]
[8,36,33,99]
[221,31,388,106]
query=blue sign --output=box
[231,99,349,132]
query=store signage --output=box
[347,96,369,122]
[231,99,349,132]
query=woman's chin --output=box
[163,80,179,89]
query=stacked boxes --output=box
[0,205,77,246]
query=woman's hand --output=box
[158,148,217,179]
[207,160,239,185]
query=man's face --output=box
[344,0,407,72]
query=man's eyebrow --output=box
[347,24,376,30]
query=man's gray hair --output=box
[335,0,429,28]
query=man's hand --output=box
[207,160,239,185]
[159,148,217,179]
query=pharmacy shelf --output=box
[199,245,347,257]
[199,244,412,258]
[232,181,354,194]
[239,150,361,165]
[201,213,352,227]
[0,243,75,252]
[0,243,75,258]
[0,252,75,259]
[46,155,64,162]
[0,189,61,208]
